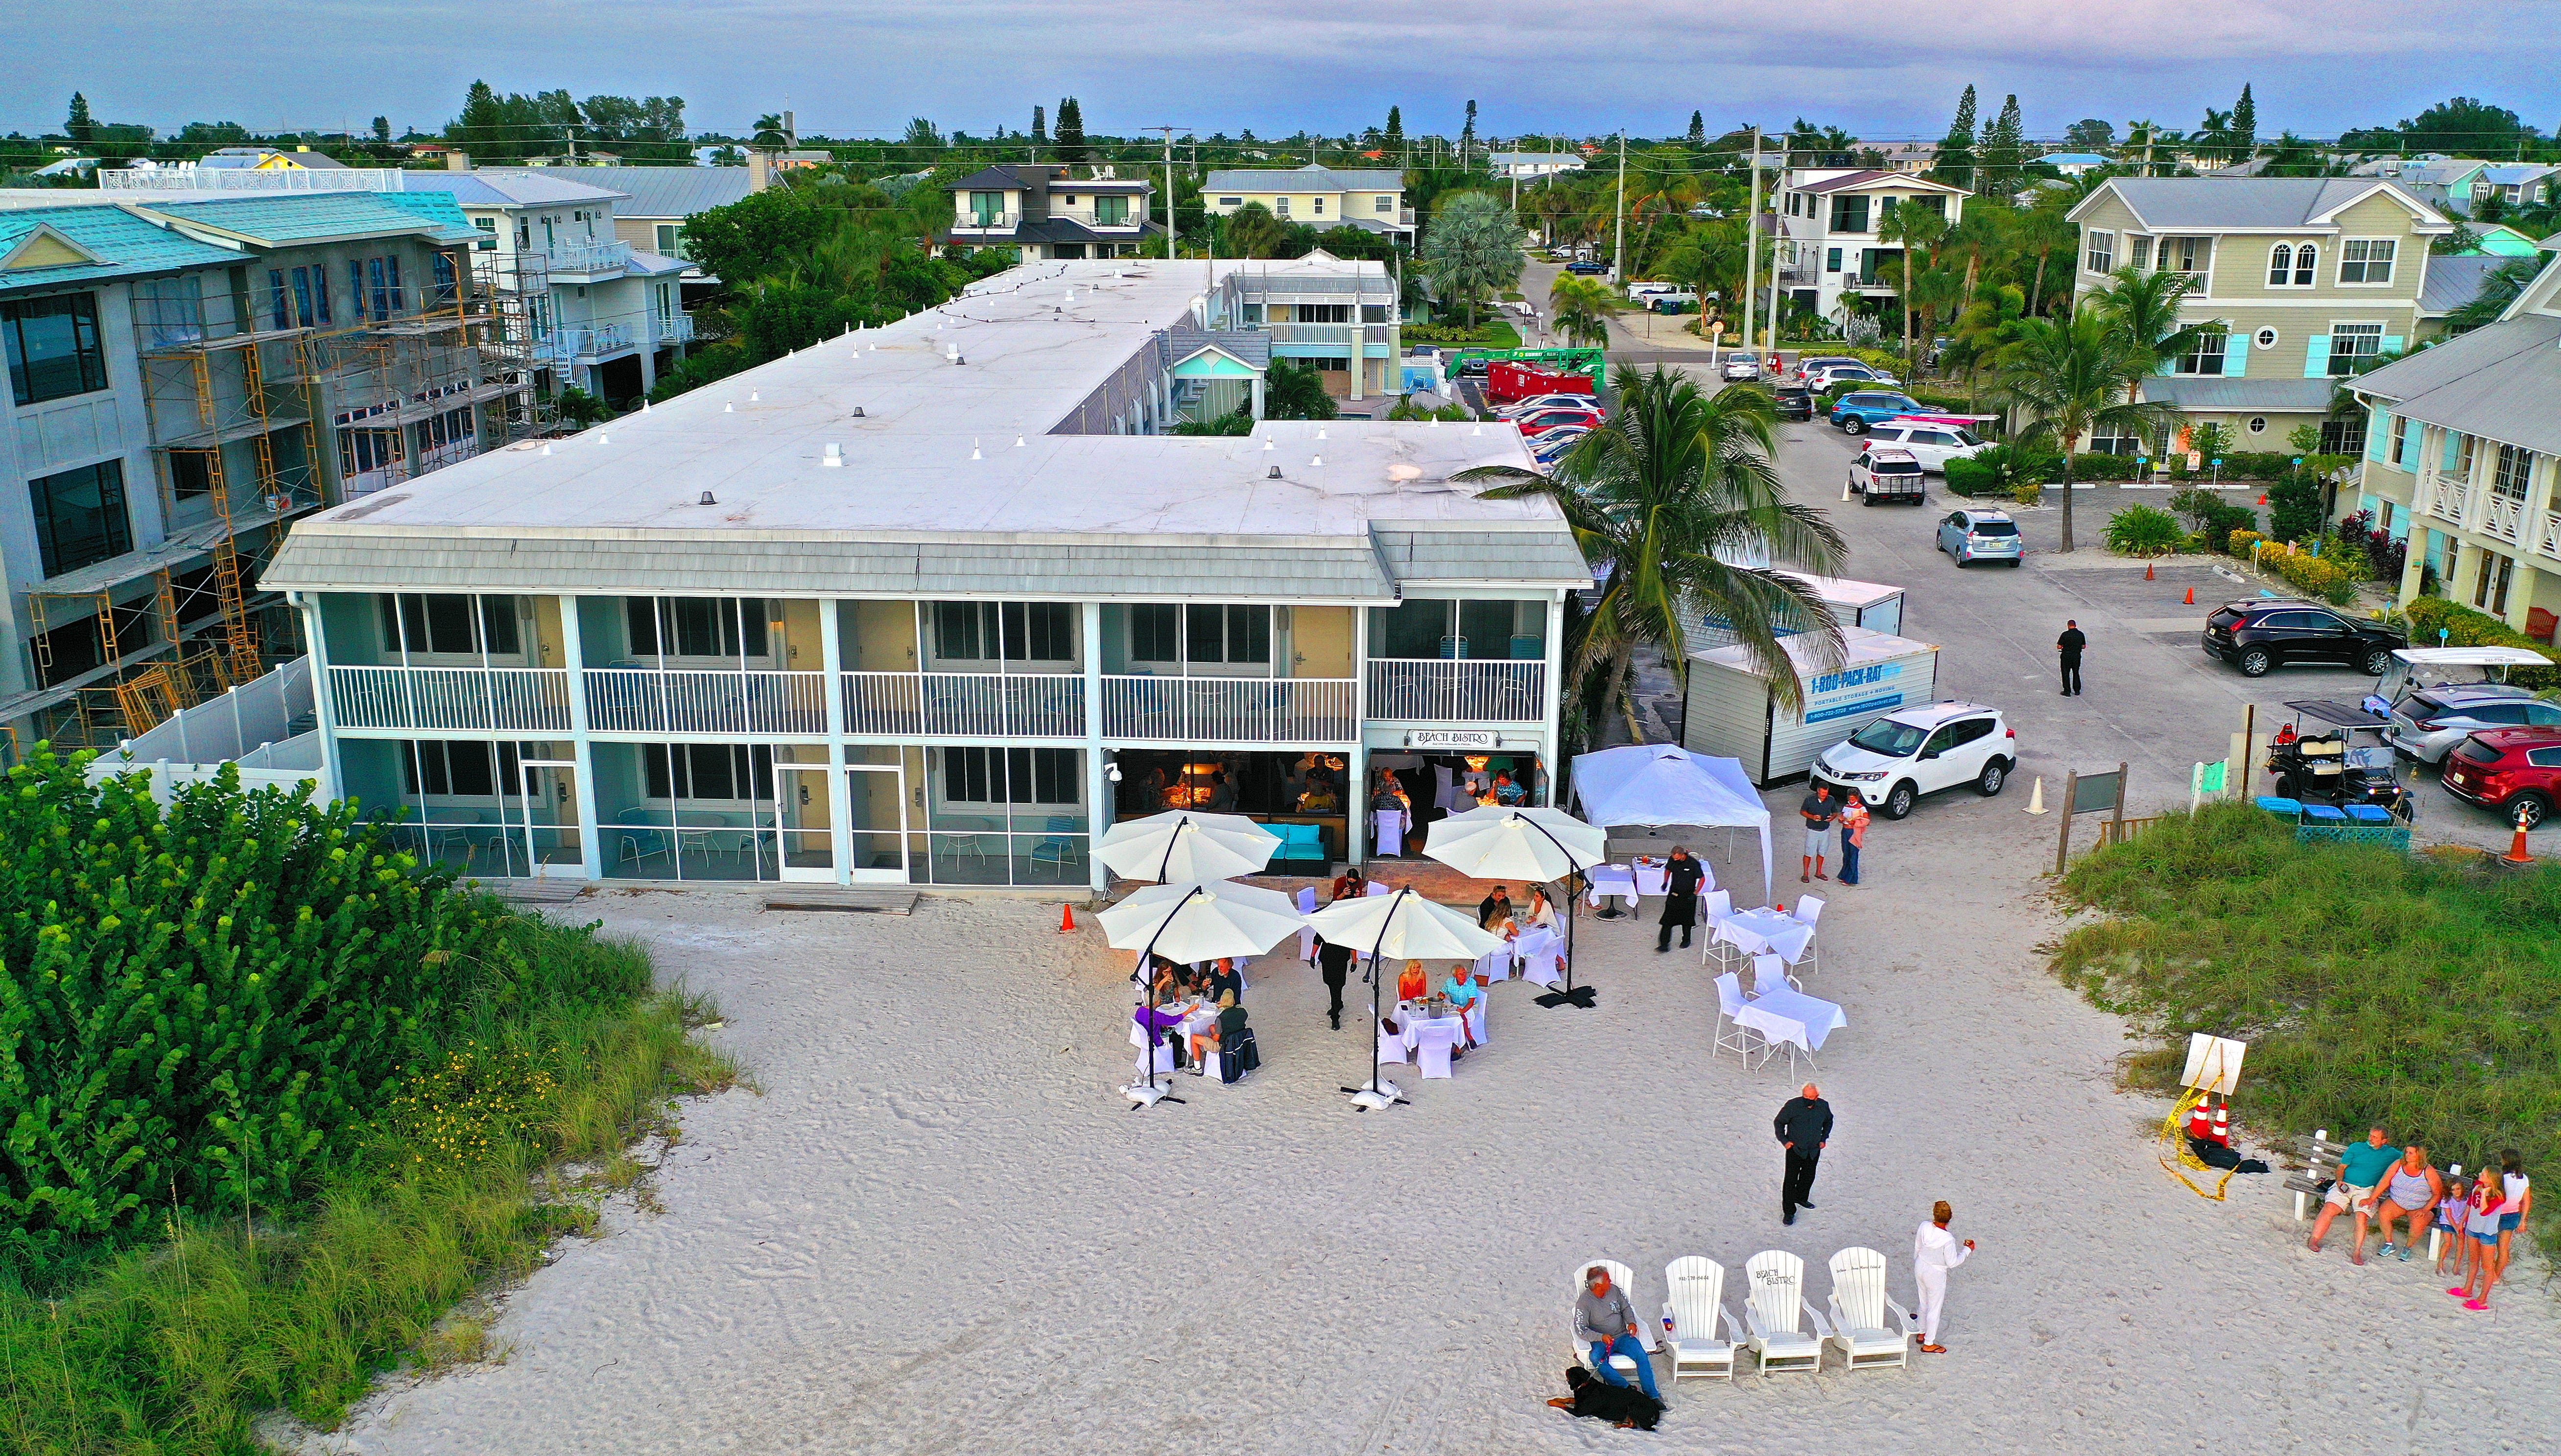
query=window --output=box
[2454,433,2478,482]
[2161,236,2210,275]
[2292,243,2317,286]
[2247,416,2268,434]
[2318,419,2365,456]
[1311,197,1324,214]
[2388,417,2412,466]
[2128,236,2154,272]
[1094,195,1128,226]
[1375,194,1394,212]
[386,254,404,313]
[366,258,387,320]
[1828,195,1871,233]
[2253,326,2279,349]
[430,253,458,306]
[1308,355,1347,372]
[2329,322,2383,376]
[932,601,1074,662]
[1218,197,1241,207]
[1275,197,1291,218]
[1130,603,1181,662]
[474,217,498,252]
[31,460,132,577]
[1361,304,1388,323]
[339,427,402,477]
[1825,247,1842,274]
[289,267,314,328]
[2266,243,2293,286]
[3,293,109,406]
[268,269,290,329]
[2084,229,2114,274]
[379,593,521,656]
[969,190,1003,225]
[654,223,688,258]
[403,740,517,798]
[2493,444,2535,501]
[940,746,1076,805]
[625,597,769,658]
[644,744,773,802]
[2338,238,2395,284]
[2175,327,2230,375]
[2474,549,2514,614]
[1185,604,1271,665]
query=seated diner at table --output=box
[1477,884,1515,929]
[1440,963,1483,1045]
[1397,959,1430,1002]
[1524,886,1558,930]
[1206,957,1244,1005]
[1492,770,1525,805]
[1188,991,1244,1073]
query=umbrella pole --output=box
[1127,885,1204,1107]
[1344,887,1409,1108]
[1535,867,1597,1010]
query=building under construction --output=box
[0,189,546,754]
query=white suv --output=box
[1811,702,2017,820]
[1862,421,1986,474]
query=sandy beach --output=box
[317,782,2561,1456]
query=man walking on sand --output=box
[1913,1201,1974,1354]
[2057,620,2087,696]
[1774,1082,1833,1224]
[1798,783,1837,884]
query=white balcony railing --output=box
[1364,659,1546,723]
[549,324,635,364]
[2540,514,2561,562]
[953,211,1021,231]
[1100,676,1356,743]
[1049,210,1144,231]
[654,312,696,344]
[841,673,1085,738]
[329,665,572,733]
[585,669,829,735]
[544,239,634,275]
[2484,494,2523,542]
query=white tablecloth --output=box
[1716,906,1814,964]
[1397,1011,1469,1051]
[1585,863,1638,911]
[1735,984,1846,1054]
[1632,857,1667,897]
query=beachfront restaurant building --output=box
[259,259,1591,890]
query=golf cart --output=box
[2266,699,2414,821]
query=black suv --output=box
[1772,383,1814,420]
[2202,600,2406,678]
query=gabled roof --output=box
[1159,327,1270,371]
[2477,164,2559,187]
[1789,169,1965,197]
[508,166,757,218]
[947,163,1147,193]
[0,205,243,291]
[1204,164,1405,192]
[2072,177,2453,233]
[2347,313,2561,455]
[142,191,480,248]
[397,171,629,208]
[2418,253,2506,314]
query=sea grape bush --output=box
[0,748,502,1258]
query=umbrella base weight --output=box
[1342,1078,1404,1110]
[1533,985,1599,1010]
[1120,1083,1186,1109]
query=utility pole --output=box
[1155,126,1179,259]
[1766,164,1786,356]
[1742,126,1760,357]
[1611,132,1627,284]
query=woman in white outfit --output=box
[1913,1200,1974,1354]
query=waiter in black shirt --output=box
[1654,846,1707,953]
[1774,1083,1835,1225]
[1316,936,1355,1030]
[2057,620,2087,696]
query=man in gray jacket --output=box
[1573,1266,1661,1401]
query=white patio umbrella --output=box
[1101,878,1303,1108]
[1304,887,1506,1109]
[1423,806,1610,1009]
[1095,810,1281,885]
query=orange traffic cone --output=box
[2505,812,2535,866]
[2144,559,2155,581]
[1060,903,1078,933]
[2183,587,2196,605]
[2256,493,2268,506]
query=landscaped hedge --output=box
[2402,597,2561,689]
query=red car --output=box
[1512,407,1604,435]
[2440,726,2561,827]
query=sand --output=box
[312,786,2561,1456]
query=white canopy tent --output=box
[1569,744,1774,902]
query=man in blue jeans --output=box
[1573,1265,1662,1400]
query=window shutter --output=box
[2403,416,2421,464]
[2442,429,2461,472]
[2156,353,2175,376]
[2303,334,2330,378]
[2380,335,2403,356]
[2367,410,2391,462]
[2221,333,2248,377]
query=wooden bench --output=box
[2282,1129,2348,1222]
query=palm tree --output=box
[2013,205,2078,317]
[1996,308,2183,553]
[2092,265,2214,368]
[1456,367,1847,741]
[1878,200,1948,376]
[1547,274,1620,348]
[1422,191,1526,329]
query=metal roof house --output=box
[1203,164,1414,239]
[943,164,1161,262]
[260,258,1589,890]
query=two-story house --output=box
[0,188,535,752]
[1205,164,1414,242]
[1488,153,1584,181]
[2346,237,2561,631]
[258,258,1585,890]
[2066,177,2454,456]
[512,166,759,276]
[1772,169,1970,325]
[1224,256,1401,401]
[943,164,1159,260]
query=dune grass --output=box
[0,916,737,1455]
[2055,803,2561,1262]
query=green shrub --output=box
[1946,442,2059,497]
[2258,540,2364,605]
[2267,469,2324,542]
[2169,486,2259,545]
[2011,479,2046,507]
[2104,504,2184,556]
[2403,597,2561,689]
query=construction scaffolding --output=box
[13,239,544,751]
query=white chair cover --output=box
[1377,1022,1411,1067]
[1296,886,1320,961]
[1464,997,1488,1046]
[1375,808,1405,856]
[1416,1020,1459,1079]
[1135,1042,1177,1077]
[1473,947,1511,982]
[1520,948,1564,988]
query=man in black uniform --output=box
[1316,935,1355,1030]
[2057,619,2087,696]
[1774,1082,1834,1225]
[1654,846,1706,952]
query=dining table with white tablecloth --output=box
[1733,984,1845,1058]
[1584,863,1639,914]
[1714,905,1815,964]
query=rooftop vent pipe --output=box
[823,443,843,467]
[699,491,716,505]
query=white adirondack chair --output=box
[1569,1259,1657,1380]
[1823,1246,1915,1371]
[1660,1256,1738,1381]
[1739,1250,1825,1374]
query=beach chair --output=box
[1822,1247,1915,1372]
[1376,1017,1411,1069]
[1713,972,1761,1064]
[1739,1250,1825,1375]
[1660,1256,1739,1382]
[1415,1019,1461,1079]
[1569,1260,1657,1380]
[1790,894,1824,975]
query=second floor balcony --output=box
[1365,659,1544,722]
[544,239,635,278]
[550,324,636,364]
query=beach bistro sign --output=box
[1407,729,1501,750]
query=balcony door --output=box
[773,762,835,882]
[511,756,582,877]
[844,756,911,883]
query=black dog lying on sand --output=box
[1548,1366,1664,1430]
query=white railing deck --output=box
[586,669,829,735]
[329,665,571,733]
[1364,659,1546,722]
[842,673,1085,738]
[1099,676,1356,742]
